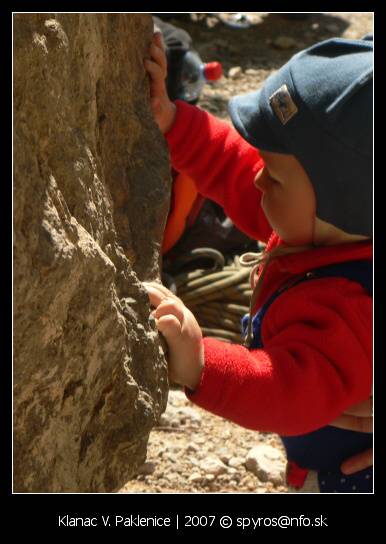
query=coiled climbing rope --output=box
[168,247,259,344]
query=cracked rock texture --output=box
[13,13,170,492]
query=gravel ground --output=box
[120,389,288,494]
[120,12,373,494]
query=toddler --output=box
[144,32,373,492]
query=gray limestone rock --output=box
[245,445,286,485]
[13,13,170,492]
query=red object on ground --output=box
[286,461,309,489]
[204,62,223,81]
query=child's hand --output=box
[144,32,177,134]
[143,281,204,391]
[330,397,373,475]
[340,448,373,475]
[330,397,373,433]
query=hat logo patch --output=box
[269,84,298,125]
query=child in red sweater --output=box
[143,32,373,492]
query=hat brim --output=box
[228,90,289,154]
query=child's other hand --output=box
[340,448,373,476]
[330,397,372,433]
[143,281,204,391]
[144,32,177,134]
[329,397,373,475]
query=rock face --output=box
[13,13,171,492]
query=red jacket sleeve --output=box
[185,278,372,436]
[165,100,273,243]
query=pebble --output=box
[272,36,297,50]
[163,473,179,483]
[196,451,207,460]
[325,23,340,33]
[157,406,202,428]
[245,68,260,76]
[218,448,232,464]
[166,444,182,453]
[245,445,286,485]
[214,39,229,49]
[179,407,202,425]
[188,472,203,483]
[228,456,245,468]
[137,461,156,476]
[188,457,199,466]
[168,389,188,406]
[228,66,242,79]
[186,443,200,453]
[199,457,228,476]
[157,413,178,427]
[165,454,177,463]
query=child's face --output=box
[254,151,316,246]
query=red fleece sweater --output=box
[165,100,373,436]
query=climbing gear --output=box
[163,198,258,258]
[164,246,312,344]
[168,248,257,343]
[239,245,313,347]
[153,16,223,105]
[162,171,199,255]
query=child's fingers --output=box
[154,31,165,51]
[330,414,372,433]
[156,315,182,339]
[150,43,168,75]
[340,448,373,475]
[144,284,165,308]
[144,58,166,82]
[151,96,160,110]
[143,282,180,302]
[144,60,167,98]
[143,283,182,317]
[153,299,185,324]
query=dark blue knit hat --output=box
[229,35,373,237]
